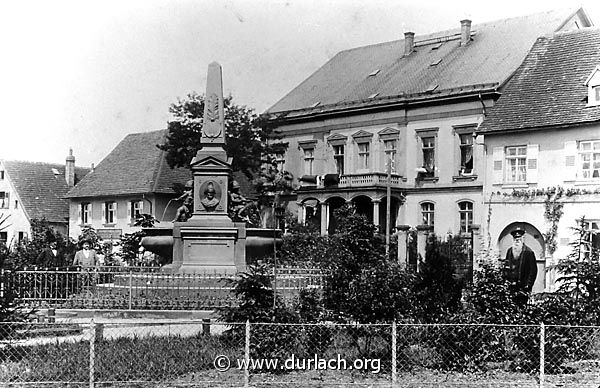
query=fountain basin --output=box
[141,226,282,265]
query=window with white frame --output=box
[585,67,600,107]
[0,232,7,246]
[421,202,434,227]
[333,145,344,175]
[422,137,435,176]
[130,200,143,221]
[578,140,600,179]
[0,170,4,180]
[80,203,90,225]
[458,201,473,233]
[358,142,370,170]
[105,201,116,224]
[459,134,474,175]
[505,146,527,182]
[303,148,314,175]
[0,192,9,209]
[582,219,600,257]
[384,139,397,171]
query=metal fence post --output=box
[128,270,133,310]
[89,319,96,388]
[391,321,397,387]
[539,323,545,388]
[245,320,250,388]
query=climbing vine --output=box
[543,191,564,255]
[486,194,493,250]
[489,186,600,255]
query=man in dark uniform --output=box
[503,226,538,306]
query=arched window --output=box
[458,201,473,233]
[420,202,434,227]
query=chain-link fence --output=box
[1,321,600,387]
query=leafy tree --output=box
[552,217,600,304]
[322,206,417,323]
[157,92,287,181]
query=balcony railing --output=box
[338,172,402,187]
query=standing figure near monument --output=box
[200,182,220,211]
[503,226,538,306]
[38,240,64,268]
[73,239,99,268]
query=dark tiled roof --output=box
[267,9,583,115]
[479,28,600,133]
[2,161,89,223]
[65,130,191,198]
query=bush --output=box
[413,236,465,322]
[3,219,76,270]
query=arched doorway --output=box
[327,196,346,235]
[352,195,373,223]
[498,222,546,293]
[302,198,321,232]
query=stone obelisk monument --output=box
[169,62,246,273]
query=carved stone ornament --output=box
[204,93,221,138]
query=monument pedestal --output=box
[167,221,247,274]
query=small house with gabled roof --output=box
[478,27,600,292]
[65,129,191,240]
[0,150,89,246]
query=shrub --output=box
[217,265,302,372]
[413,235,465,322]
[3,219,76,270]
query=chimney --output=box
[90,163,95,172]
[404,31,415,56]
[460,19,472,46]
[65,148,75,187]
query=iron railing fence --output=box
[0,267,325,310]
[1,322,600,387]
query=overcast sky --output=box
[1,0,598,168]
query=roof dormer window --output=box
[584,66,600,107]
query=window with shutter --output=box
[564,141,578,181]
[526,144,539,183]
[492,147,504,184]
